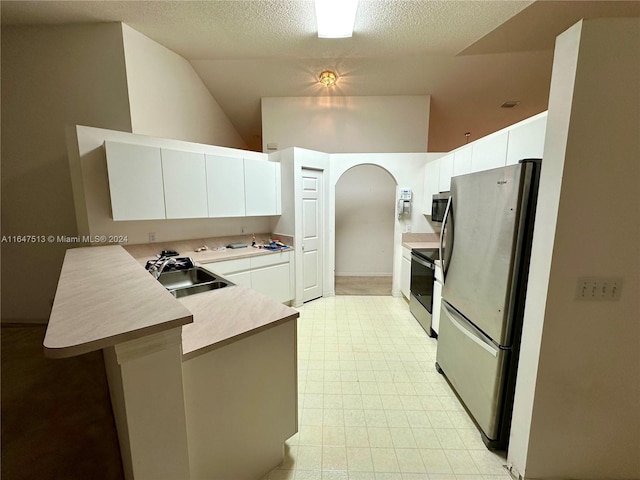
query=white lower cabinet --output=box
[202,251,292,303]
[224,270,252,288]
[252,263,290,303]
[401,247,411,300]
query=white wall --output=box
[335,165,396,276]
[70,126,272,246]
[330,153,440,297]
[509,18,640,479]
[269,149,296,238]
[273,148,439,305]
[1,24,133,322]
[261,96,430,153]
[121,24,247,150]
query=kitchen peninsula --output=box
[44,245,299,480]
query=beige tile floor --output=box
[263,295,510,480]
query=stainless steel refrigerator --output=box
[435,159,541,450]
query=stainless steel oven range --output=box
[409,248,439,337]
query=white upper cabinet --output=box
[470,130,509,173]
[161,148,208,219]
[105,141,166,221]
[506,113,547,165]
[438,153,454,192]
[423,112,549,210]
[244,158,278,216]
[452,144,473,177]
[106,140,283,220]
[423,158,440,213]
[205,154,246,217]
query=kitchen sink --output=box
[169,281,230,298]
[156,267,233,297]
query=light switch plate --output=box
[575,276,623,301]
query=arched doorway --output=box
[334,164,397,295]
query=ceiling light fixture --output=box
[315,0,359,38]
[319,70,337,87]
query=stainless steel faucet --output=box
[149,257,176,279]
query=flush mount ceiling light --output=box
[315,0,359,38]
[319,70,338,87]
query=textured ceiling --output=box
[3,1,638,151]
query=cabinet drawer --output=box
[402,247,411,261]
[251,251,290,269]
[225,270,252,288]
[202,257,251,275]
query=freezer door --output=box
[436,301,508,441]
[442,163,524,345]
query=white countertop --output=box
[44,246,193,359]
[402,241,440,250]
[44,245,299,360]
[179,285,298,360]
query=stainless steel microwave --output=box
[431,192,450,223]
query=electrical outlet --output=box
[576,276,623,301]
[405,224,412,233]
[149,232,157,243]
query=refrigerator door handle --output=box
[439,196,454,280]
[442,303,498,357]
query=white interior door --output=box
[302,169,323,302]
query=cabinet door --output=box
[225,270,252,288]
[105,141,166,221]
[244,158,277,216]
[438,154,454,192]
[161,149,208,219]
[201,258,251,277]
[506,113,547,165]
[470,131,508,173]
[252,263,291,303]
[205,154,246,217]
[401,256,411,300]
[453,145,472,177]
[423,159,440,214]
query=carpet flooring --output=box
[334,276,393,296]
[1,324,124,480]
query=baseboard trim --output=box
[2,318,48,326]
[334,273,392,277]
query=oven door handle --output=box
[411,253,435,270]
